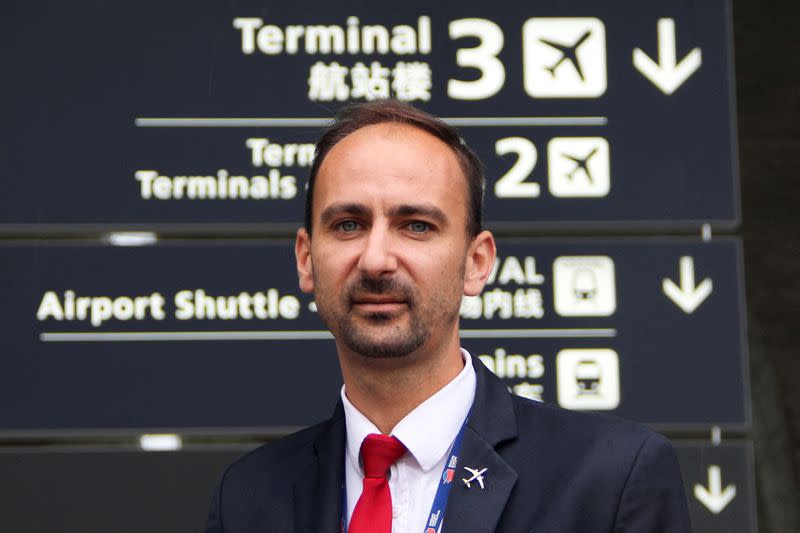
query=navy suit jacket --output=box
[206,356,692,532]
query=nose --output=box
[357,223,398,278]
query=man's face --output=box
[296,123,490,359]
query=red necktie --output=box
[348,434,407,533]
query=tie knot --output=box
[359,434,406,479]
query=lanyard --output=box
[340,417,468,533]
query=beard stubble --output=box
[314,271,462,358]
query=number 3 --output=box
[448,19,505,100]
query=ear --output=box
[464,230,497,296]
[295,228,314,293]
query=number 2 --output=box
[494,137,540,198]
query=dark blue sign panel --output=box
[0,237,747,434]
[0,0,737,231]
[462,238,749,430]
[674,441,757,533]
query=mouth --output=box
[350,295,408,314]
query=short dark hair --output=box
[304,99,485,237]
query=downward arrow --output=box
[633,18,702,95]
[694,465,737,514]
[662,256,712,314]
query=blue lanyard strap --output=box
[423,418,467,532]
[341,417,468,533]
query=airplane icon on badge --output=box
[462,467,487,489]
[540,30,592,80]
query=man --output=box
[205,100,692,532]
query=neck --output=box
[339,334,464,434]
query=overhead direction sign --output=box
[459,238,749,430]
[0,237,747,434]
[674,441,757,533]
[0,0,738,231]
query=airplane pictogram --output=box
[563,147,599,182]
[462,467,487,489]
[540,30,593,80]
[523,18,607,98]
[547,137,610,197]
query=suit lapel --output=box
[293,402,346,533]
[442,356,520,533]
[441,426,518,533]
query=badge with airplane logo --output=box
[462,467,487,489]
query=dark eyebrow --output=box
[388,204,449,227]
[318,202,449,228]
[319,203,372,226]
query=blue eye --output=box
[338,220,359,232]
[408,221,430,233]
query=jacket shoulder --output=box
[494,397,690,531]
[221,421,328,486]
[511,394,660,446]
[505,394,678,486]
[205,421,335,533]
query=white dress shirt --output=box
[341,349,476,533]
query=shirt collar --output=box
[341,348,476,473]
